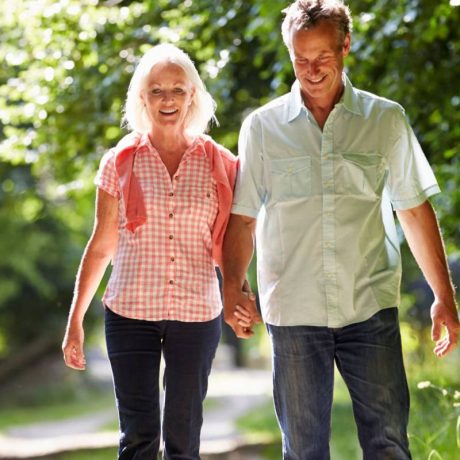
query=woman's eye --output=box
[151,88,161,94]
[174,88,185,94]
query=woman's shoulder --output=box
[113,131,143,154]
[198,134,237,164]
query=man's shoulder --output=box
[243,93,290,126]
[353,86,404,113]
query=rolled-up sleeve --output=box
[94,149,120,198]
[232,113,266,218]
[385,106,440,210]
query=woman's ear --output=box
[187,87,195,107]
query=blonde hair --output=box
[122,43,217,135]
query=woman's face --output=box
[142,62,195,132]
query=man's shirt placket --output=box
[321,109,339,325]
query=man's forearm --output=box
[396,201,455,301]
[397,200,459,356]
[221,213,260,337]
[222,213,256,290]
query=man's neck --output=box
[302,84,344,130]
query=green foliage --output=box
[409,381,460,460]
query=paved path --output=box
[0,346,275,459]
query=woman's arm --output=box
[62,188,119,370]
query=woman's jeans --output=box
[105,307,221,460]
[267,307,411,460]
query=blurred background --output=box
[0,0,459,459]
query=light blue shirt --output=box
[232,75,440,327]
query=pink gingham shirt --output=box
[95,134,223,322]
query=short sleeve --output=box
[94,149,120,198]
[231,112,266,218]
[385,107,440,210]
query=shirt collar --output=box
[287,80,304,123]
[141,132,205,158]
[341,74,364,117]
[287,73,364,123]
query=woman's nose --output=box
[162,91,175,102]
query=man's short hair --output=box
[281,0,352,51]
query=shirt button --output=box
[169,234,174,240]
[169,279,174,285]
[169,213,174,218]
[170,257,175,262]
[169,192,174,197]
[206,192,211,198]
[174,176,179,180]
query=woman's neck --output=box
[148,127,193,154]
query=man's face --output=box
[290,20,350,105]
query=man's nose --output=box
[306,61,319,75]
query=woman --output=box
[62,43,256,459]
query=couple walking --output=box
[63,1,459,459]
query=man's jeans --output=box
[267,308,411,460]
[105,307,221,460]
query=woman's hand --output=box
[62,322,86,370]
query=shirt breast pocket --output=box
[188,181,219,228]
[338,152,382,196]
[270,156,311,201]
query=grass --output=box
[0,387,114,431]
[408,381,460,460]
[51,448,119,460]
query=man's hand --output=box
[431,299,459,357]
[223,284,262,339]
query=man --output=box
[222,0,460,458]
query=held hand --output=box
[431,299,460,357]
[241,279,263,324]
[224,289,260,339]
[62,323,87,370]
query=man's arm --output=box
[222,213,261,338]
[396,200,459,357]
